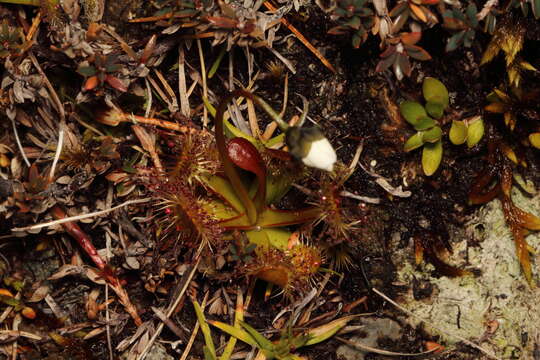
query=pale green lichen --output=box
[396,189,540,358]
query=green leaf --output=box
[305,315,360,346]
[203,346,217,360]
[466,117,484,148]
[422,77,449,109]
[205,175,245,214]
[466,3,479,27]
[209,321,257,347]
[245,228,290,250]
[530,133,540,149]
[422,140,443,176]
[240,321,275,351]
[192,301,217,359]
[425,101,444,119]
[414,116,436,131]
[219,206,321,230]
[400,101,427,126]
[77,66,97,77]
[446,31,465,52]
[449,120,468,145]
[533,0,540,19]
[422,126,442,143]
[404,132,424,152]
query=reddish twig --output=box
[51,206,142,325]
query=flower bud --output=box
[286,127,337,171]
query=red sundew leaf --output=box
[105,75,127,92]
[421,0,439,4]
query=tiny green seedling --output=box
[401,77,484,176]
[401,77,448,176]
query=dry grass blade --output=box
[178,44,191,118]
[196,39,209,127]
[0,330,42,341]
[11,198,151,232]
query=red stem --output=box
[51,206,115,282]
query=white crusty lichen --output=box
[397,188,540,359]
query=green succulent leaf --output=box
[205,175,246,214]
[466,116,484,148]
[245,228,290,250]
[422,140,443,176]
[404,132,424,152]
[400,101,427,126]
[422,126,443,143]
[219,206,321,230]
[425,101,445,119]
[422,77,449,109]
[449,120,468,145]
[414,116,437,131]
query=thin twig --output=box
[372,288,502,360]
[263,1,336,73]
[11,198,151,232]
[144,78,153,119]
[28,52,65,121]
[11,313,20,360]
[48,121,64,182]
[10,114,30,167]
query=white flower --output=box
[301,137,337,171]
[285,127,337,172]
